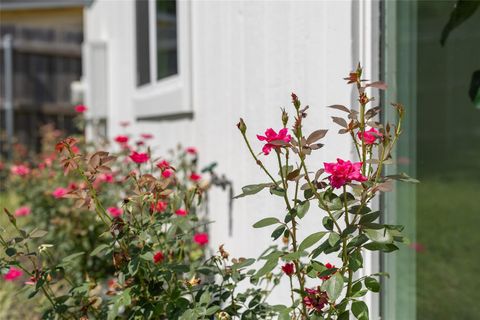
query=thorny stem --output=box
[276,150,307,319]
[359,102,367,175]
[240,132,278,187]
[294,110,342,235]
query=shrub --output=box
[1,64,416,319]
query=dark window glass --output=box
[136,0,151,86]
[156,0,177,79]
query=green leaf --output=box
[232,258,255,270]
[90,244,110,256]
[348,250,363,272]
[283,251,304,261]
[328,232,341,246]
[5,247,16,257]
[296,200,310,219]
[140,252,154,261]
[270,186,286,197]
[255,257,279,279]
[348,205,371,215]
[364,276,380,292]
[279,165,294,177]
[253,217,280,228]
[321,272,344,301]
[205,305,221,316]
[338,311,350,320]
[271,225,286,240]
[352,301,369,320]
[364,242,399,252]
[234,183,271,199]
[61,252,85,264]
[199,291,211,305]
[365,228,393,244]
[359,211,380,224]
[128,258,140,276]
[299,232,327,252]
[385,172,420,183]
[29,229,48,238]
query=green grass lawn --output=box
[416,178,480,320]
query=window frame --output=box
[133,0,192,119]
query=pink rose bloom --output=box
[186,147,197,155]
[74,104,87,113]
[189,172,201,182]
[107,207,123,217]
[156,160,170,170]
[3,267,23,281]
[52,187,68,199]
[10,165,30,176]
[114,135,129,144]
[97,173,114,183]
[193,233,209,246]
[357,127,382,145]
[324,158,367,189]
[14,206,31,217]
[257,128,292,155]
[175,209,187,216]
[162,169,173,178]
[141,133,153,140]
[129,151,149,164]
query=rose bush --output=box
[1,117,278,319]
[1,65,416,319]
[234,64,417,319]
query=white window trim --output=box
[134,0,192,119]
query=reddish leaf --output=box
[366,81,388,90]
[331,117,348,128]
[306,130,328,144]
[327,104,351,113]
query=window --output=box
[156,0,178,80]
[134,0,191,118]
[382,1,480,319]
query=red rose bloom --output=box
[74,104,87,113]
[186,147,197,155]
[303,288,329,313]
[153,251,164,264]
[175,209,187,216]
[129,151,149,164]
[156,160,170,170]
[193,233,208,246]
[320,263,336,281]
[162,169,173,178]
[281,263,295,276]
[151,201,168,213]
[141,133,153,140]
[189,172,201,182]
[114,135,129,144]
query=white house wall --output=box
[85,0,371,306]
